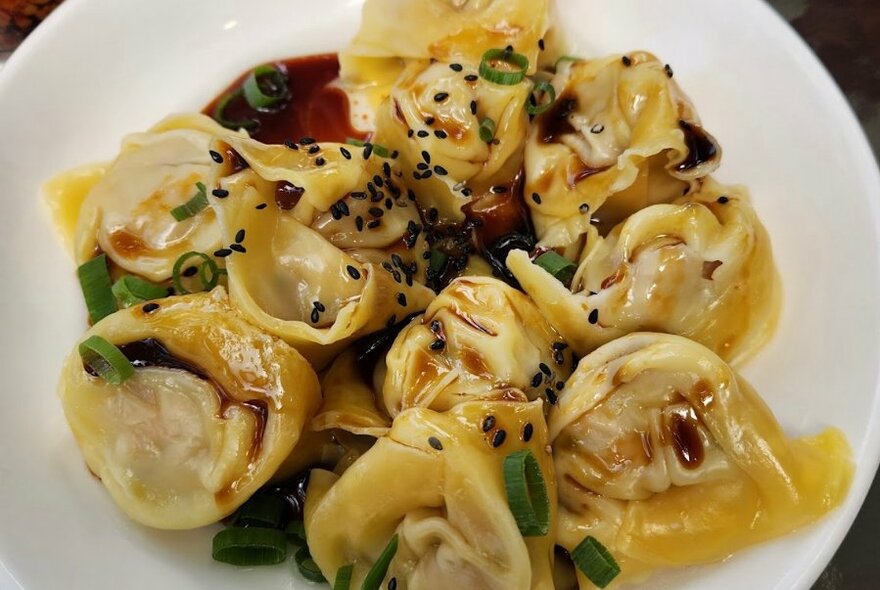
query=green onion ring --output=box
[111,275,168,307]
[526,80,557,116]
[361,534,399,590]
[479,117,496,143]
[503,449,551,536]
[285,520,307,545]
[243,64,289,110]
[533,251,577,288]
[172,251,217,294]
[345,137,389,158]
[233,493,287,529]
[479,48,529,85]
[77,253,117,324]
[78,335,134,385]
[211,527,287,566]
[333,564,354,590]
[212,89,259,131]
[170,182,209,222]
[571,535,621,588]
[294,545,326,583]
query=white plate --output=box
[1,0,878,588]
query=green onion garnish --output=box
[503,449,551,536]
[78,335,134,385]
[345,137,389,158]
[286,520,307,545]
[170,182,209,222]
[111,275,167,307]
[233,493,287,529]
[571,536,621,588]
[526,81,557,116]
[479,48,529,85]
[333,564,354,590]
[211,527,288,566]
[294,545,326,583]
[212,89,259,131]
[77,254,117,323]
[243,64,290,110]
[172,251,221,294]
[534,251,577,288]
[554,55,583,70]
[479,117,496,143]
[361,534,398,590]
[428,249,448,277]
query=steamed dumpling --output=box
[508,178,779,364]
[73,113,239,281]
[209,135,435,368]
[305,400,556,590]
[550,333,852,585]
[383,276,572,416]
[525,53,721,250]
[340,0,551,117]
[59,288,321,529]
[373,59,532,222]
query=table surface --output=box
[1,1,878,588]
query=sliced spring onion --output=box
[428,250,448,277]
[77,254,117,323]
[526,81,557,116]
[212,527,287,566]
[333,564,354,590]
[212,89,259,131]
[534,251,577,288]
[503,449,551,536]
[111,275,168,307]
[233,493,287,529]
[170,182,209,222]
[286,520,307,545]
[345,137,389,158]
[243,64,289,110]
[479,117,496,143]
[361,534,398,590]
[78,335,134,385]
[554,55,583,69]
[571,536,621,589]
[294,545,326,583]
[172,251,221,294]
[479,48,529,85]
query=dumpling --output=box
[550,333,852,585]
[209,135,435,368]
[312,349,392,437]
[525,53,721,250]
[59,288,321,529]
[73,113,239,281]
[507,178,780,364]
[383,276,572,416]
[373,59,531,222]
[340,0,551,117]
[305,400,556,590]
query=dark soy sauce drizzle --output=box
[540,94,578,143]
[676,120,718,172]
[668,410,705,469]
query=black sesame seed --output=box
[382,261,394,272]
[310,308,320,324]
[425,116,435,126]
[555,381,565,391]
[209,150,223,163]
[300,137,316,145]
[417,130,429,138]
[538,38,545,51]
[373,175,385,188]
[531,192,542,204]
[229,243,246,254]
[367,219,381,229]
[382,198,392,211]
[434,129,448,139]
[313,301,326,312]
[371,190,385,203]
[434,92,449,102]
[284,140,298,150]
[388,578,398,590]
[552,341,569,350]
[553,350,564,365]
[588,308,599,324]
[482,415,496,432]
[308,144,320,154]
[407,129,415,138]
[142,302,160,314]
[430,320,441,333]
[182,265,199,277]
[531,372,543,388]
[622,55,632,66]
[664,64,674,78]
[355,216,364,231]
[470,100,477,115]
[523,422,534,441]
[434,165,448,176]
[491,185,507,194]
[590,123,604,134]
[255,203,268,210]
[383,162,392,177]
[465,74,478,82]
[340,147,352,159]
[397,292,407,306]
[461,188,472,197]
[315,156,326,166]
[579,203,590,213]
[391,269,401,282]
[351,191,367,200]
[369,206,384,218]
[337,201,350,216]
[331,205,342,220]
[422,170,433,179]
[407,189,416,201]
[212,188,229,198]
[430,339,445,351]
[391,253,404,268]
[428,436,443,450]
[492,430,507,448]
[545,388,558,404]
[717,196,729,204]
[450,63,463,72]
[539,362,551,376]
[214,248,232,258]
[346,265,362,280]
[363,143,374,159]
[417,162,429,171]
[391,150,399,159]
[413,171,423,180]
[505,45,513,52]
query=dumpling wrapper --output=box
[340,0,551,119]
[210,136,435,369]
[550,333,852,586]
[305,400,556,590]
[313,349,392,437]
[525,53,721,251]
[373,59,531,222]
[508,178,780,364]
[59,288,321,529]
[383,276,572,416]
[73,113,240,281]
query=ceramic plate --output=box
[0,0,878,588]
